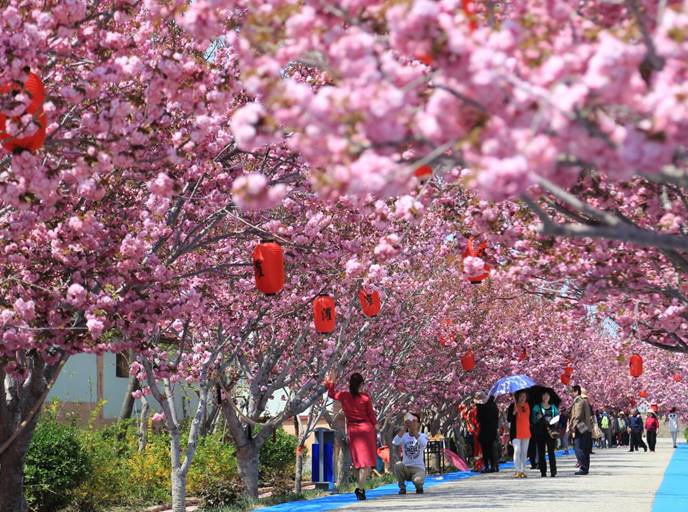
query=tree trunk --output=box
[118,374,139,420]
[138,398,150,452]
[294,445,305,495]
[334,430,351,489]
[0,417,38,512]
[236,441,260,499]
[168,425,186,512]
[170,467,187,512]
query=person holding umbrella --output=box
[531,390,559,477]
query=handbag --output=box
[592,422,603,440]
[576,421,589,434]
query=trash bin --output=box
[311,427,335,489]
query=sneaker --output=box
[415,486,424,494]
[574,470,588,475]
[399,487,406,495]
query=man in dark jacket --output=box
[628,410,648,452]
[476,393,500,473]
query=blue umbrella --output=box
[488,375,535,397]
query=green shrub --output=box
[70,420,139,512]
[259,429,298,483]
[197,477,245,509]
[188,431,239,495]
[25,418,92,512]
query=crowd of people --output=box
[326,373,681,501]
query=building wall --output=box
[48,352,199,424]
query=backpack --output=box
[600,416,610,429]
[618,418,626,430]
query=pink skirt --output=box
[347,421,377,469]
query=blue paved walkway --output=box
[256,450,572,512]
[652,443,688,512]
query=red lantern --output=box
[518,347,528,362]
[560,373,571,385]
[639,390,648,398]
[564,365,574,376]
[461,350,476,372]
[461,0,478,31]
[629,353,643,378]
[0,72,47,153]
[414,164,433,181]
[358,289,381,317]
[252,241,285,295]
[673,372,683,383]
[416,54,433,66]
[439,334,448,347]
[313,295,336,334]
[462,237,492,283]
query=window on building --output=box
[115,352,129,378]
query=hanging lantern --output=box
[461,350,476,372]
[313,294,336,334]
[462,237,492,283]
[461,0,478,31]
[0,72,47,153]
[252,241,285,295]
[673,372,683,383]
[439,334,448,347]
[560,373,571,385]
[414,164,433,182]
[629,353,643,378]
[564,365,574,376]
[639,390,648,399]
[358,289,381,317]
[518,347,528,362]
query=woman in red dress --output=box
[325,372,377,500]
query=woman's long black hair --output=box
[349,372,364,397]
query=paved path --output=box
[339,439,676,512]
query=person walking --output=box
[393,412,428,495]
[568,385,593,475]
[600,411,611,449]
[618,412,629,446]
[610,413,619,447]
[476,393,500,473]
[508,391,531,478]
[667,407,680,448]
[628,409,647,453]
[645,411,659,452]
[532,391,558,477]
[558,411,570,453]
[325,373,377,501]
